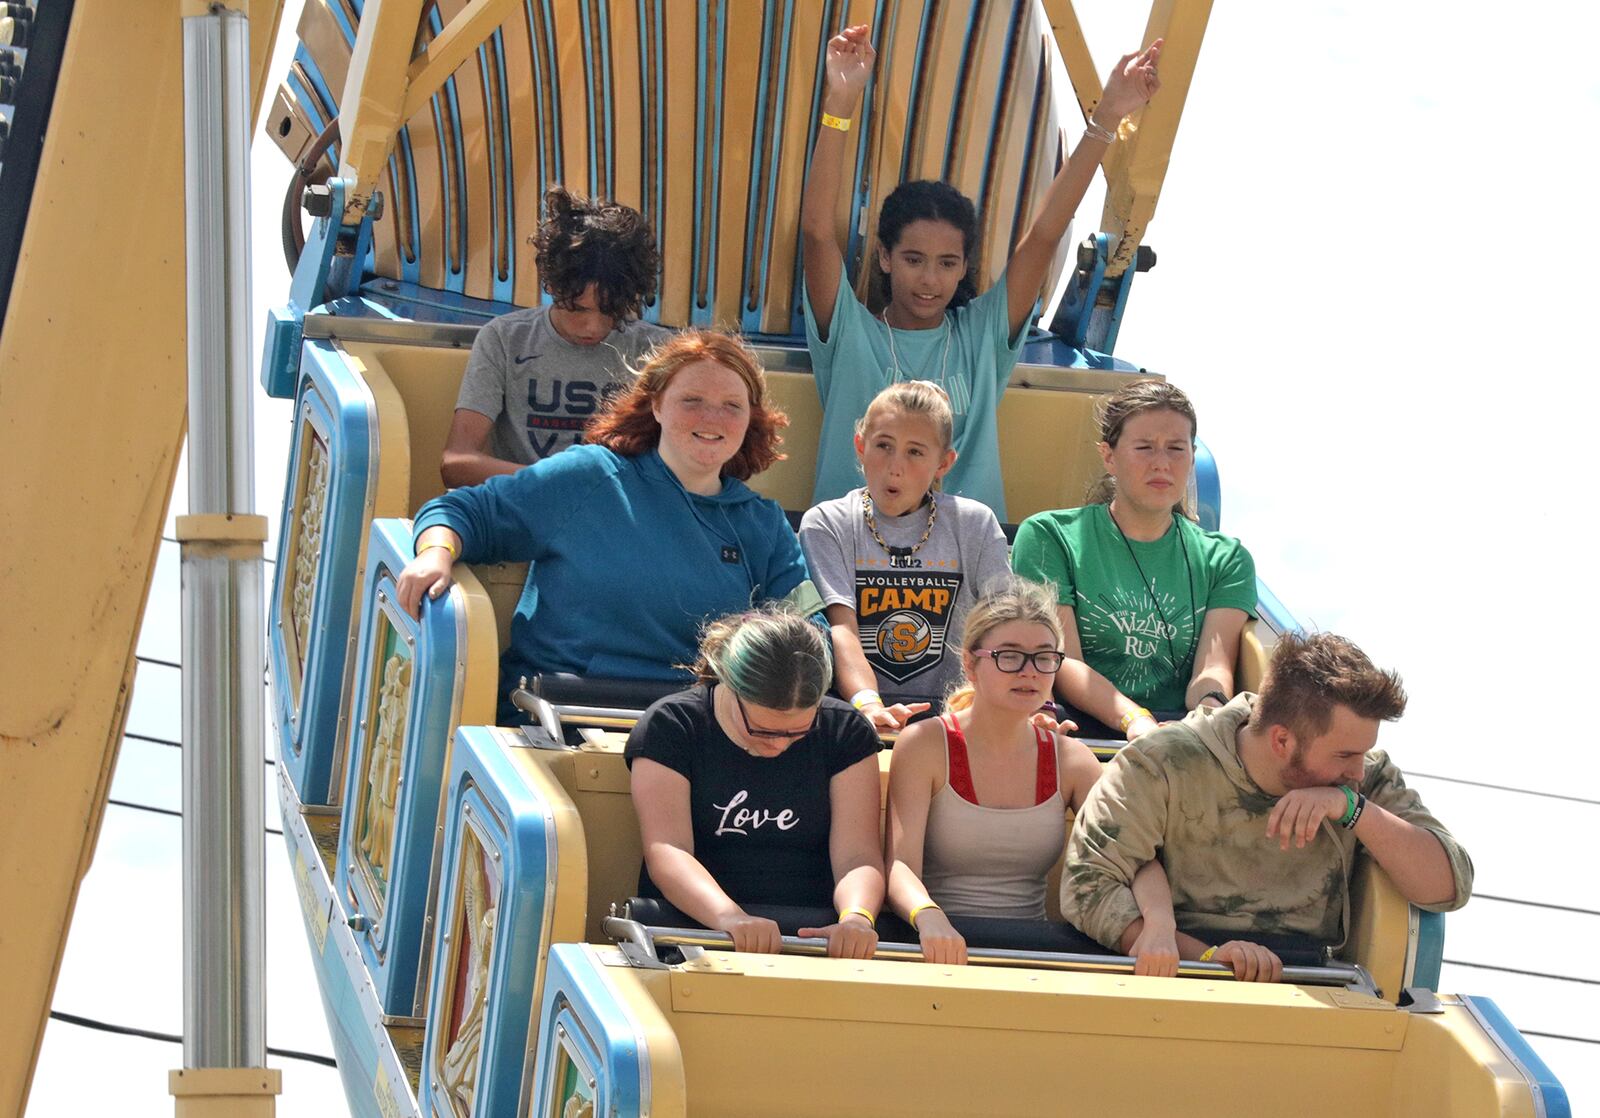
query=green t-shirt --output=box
[1011,505,1257,711]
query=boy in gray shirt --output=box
[443,187,671,486]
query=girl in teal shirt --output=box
[800,24,1162,520]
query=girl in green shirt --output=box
[1011,381,1257,740]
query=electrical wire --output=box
[122,728,278,767]
[107,797,284,838]
[1408,771,1600,808]
[48,1010,337,1067]
[1443,959,1600,987]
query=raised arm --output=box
[1004,41,1162,338]
[631,758,783,952]
[801,24,876,339]
[1185,607,1249,710]
[884,722,968,964]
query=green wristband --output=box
[1338,785,1358,825]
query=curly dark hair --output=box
[584,329,788,482]
[875,180,980,311]
[533,185,661,320]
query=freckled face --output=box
[651,361,752,479]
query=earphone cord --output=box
[1108,505,1199,677]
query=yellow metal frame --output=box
[1043,0,1214,278]
[0,3,283,1110]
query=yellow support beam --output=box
[0,4,282,1111]
[399,0,517,125]
[1039,0,1101,124]
[1100,0,1213,277]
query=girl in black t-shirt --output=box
[626,608,885,957]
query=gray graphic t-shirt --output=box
[455,304,671,464]
[800,488,1011,704]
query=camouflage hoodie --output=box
[1061,695,1474,950]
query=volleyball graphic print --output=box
[854,572,963,684]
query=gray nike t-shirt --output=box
[455,304,672,464]
[800,487,1012,704]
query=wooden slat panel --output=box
[553,1,593,198]
[607,1,644,212]
[757,0,824,333]
[977,9,1040,285]
[406,90,448,292]
[710,0,763,327]
[657,0,696,325]
[435,0,494,298]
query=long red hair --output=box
[584,328,788,481]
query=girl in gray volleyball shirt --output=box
[800,382,1010,731]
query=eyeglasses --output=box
[975,648,1066,674]
[734,693,818,740]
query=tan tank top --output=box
[920,714,1066,920]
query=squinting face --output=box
[853,408,955,517]
[651,360,751,477]
[1278,705,1379,790]
[877,219,967,327]
[966,620,1060,712]
[1099,408,1195,515]
[548,281,618,346]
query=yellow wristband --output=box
[1199,946,1218,963]
[423,537,459,560]
[909,902,941,928]
[820,111,851,132]
[1118,706,1153,733]
[840,907,875,928]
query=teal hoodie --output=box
[414,446,811,708]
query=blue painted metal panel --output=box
[1462,996,1571,1118]
[267,339,375,805]
[531,946,653,1117]
[1193,436,1220,532]
[1255,577,1303,636]
[335,518,468,1018]
[1413,910,1445,990]
[420,727,564,1118]
[280,766,420,1118]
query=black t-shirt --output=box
[624,685,881,908]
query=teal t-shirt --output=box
[803,274,1026,520]
[1011,505,1258,711]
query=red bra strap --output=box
[941,714,978,804]
[1034,724,1058,806]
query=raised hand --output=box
[823,23,877,106]
[1095,39,1163,126]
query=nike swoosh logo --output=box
[514,354,540,364]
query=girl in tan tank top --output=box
[885,577,1181,968]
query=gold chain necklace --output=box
[862,489,938,558]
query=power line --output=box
[1444,959,1600,987]
[1475,893,1600,919]
[49,1010,336,1067]
[1518,1029,1600,1047]
[136,654,182,671]
[1408,771,1600,808]
[107,797,284,838]
[123,729,278,767]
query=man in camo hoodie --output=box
[1062,631,1472,982]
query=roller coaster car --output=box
[264,2,1565,1113]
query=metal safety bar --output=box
[601,916,1378,997]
